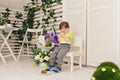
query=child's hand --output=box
[60,32,65,37]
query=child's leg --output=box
[49,46,60,66]
[56,45,70,68]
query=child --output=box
[46,21,73,73]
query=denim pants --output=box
[49,43,70,68]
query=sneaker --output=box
[52,66,61,73]
[46,65,54,71]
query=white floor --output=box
[0,57,95,80]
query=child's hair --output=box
[59,21,70,30]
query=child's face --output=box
[60,26,69,33]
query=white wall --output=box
[62,0,87,65]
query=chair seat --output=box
[66,51,81,57]
[18,39,38,44]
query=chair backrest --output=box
[27,28,42,33]
[25,28,43,39]
[22,28,43,44]
[70,35,82,52]
[72,35,82,46]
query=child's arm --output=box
[58,32,64,42]
[59,32,71,42]
[63,35,71,42]
[63,31,73,42]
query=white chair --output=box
[65,36,82,72]
[0,26,17,63]
[17,28,43,60]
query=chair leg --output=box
[17,49,22,61]
[67,58,70,65]
[70,56,73,72]
[79,56,82,69]
[17,42,24,60]
[0,52,6,63]
[27,43,29,59]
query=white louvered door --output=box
[87,0,119,66]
